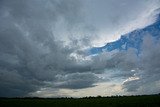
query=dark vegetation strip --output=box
[0,94,160,107]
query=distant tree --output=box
[97,95,102,98]
[88,96,92,99]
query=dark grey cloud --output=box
[54,72,99,89]
[90,48,138,75]
[0,0,160,97]
[0,0,99,97]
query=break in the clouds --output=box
[0,0,160,97]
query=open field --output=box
[0,95,160,107]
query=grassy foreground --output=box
[0,95,160,107]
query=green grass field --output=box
[0,95,160,107]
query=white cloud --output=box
[83,0,160,46]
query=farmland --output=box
[0,95,160,107]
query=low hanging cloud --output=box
[54,72,100,89]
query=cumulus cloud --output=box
[122,35,160,94]
[96,35,160,94]
[89,35,160,95]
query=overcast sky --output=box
[0,0,160,97]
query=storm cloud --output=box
[0,0,160,97]
[0,0,96,97]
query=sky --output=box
[0,0,160,97]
